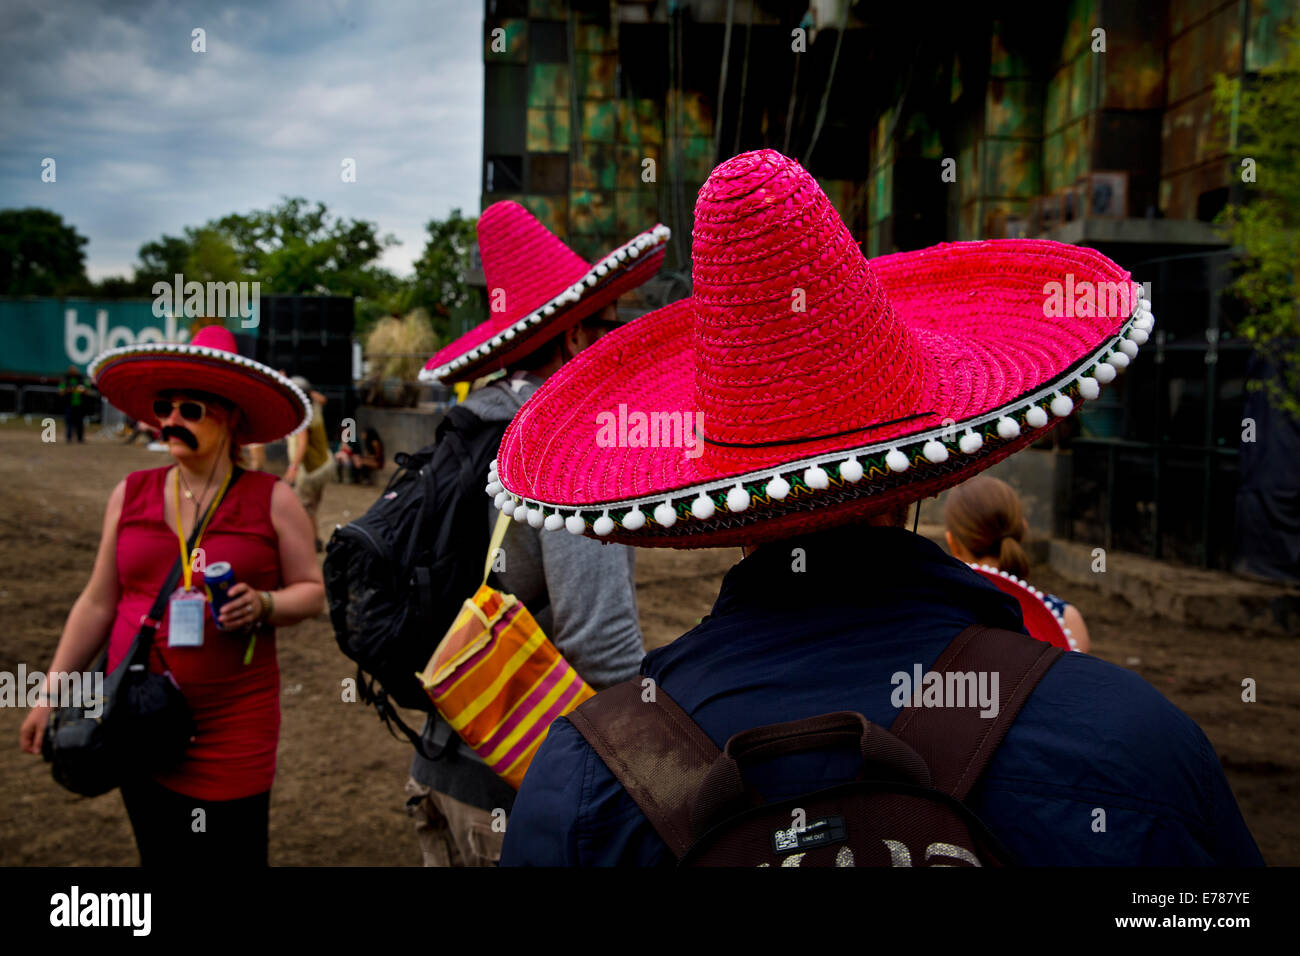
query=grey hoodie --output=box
[410,372,644,811]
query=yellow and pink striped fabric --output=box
[419,584,594,790]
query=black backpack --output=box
[568,625,1063,866]
[323,405,505,757]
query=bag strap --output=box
[886,624,1063,801]
[567,680,720,859]
[481,508,512,587]
[569,623,1062,859]
[131,467,243,669]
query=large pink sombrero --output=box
[487,149,1155,548]
[419,201,669,384]
[90,325,311,444]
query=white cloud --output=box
[0,0,483,280]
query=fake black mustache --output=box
[160,425,199,450]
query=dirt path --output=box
[0,422,1293,864]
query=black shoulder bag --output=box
[43,468,242,797]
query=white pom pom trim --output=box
[766,475,791,499]
[482,308,1147,536]
[593,512,615,536]
[922,440,948,463]
[1050,393,1074,418]
[804,466,830,489]
[726,485,750,513]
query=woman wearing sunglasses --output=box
[18,325,326,867]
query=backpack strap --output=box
[887,624,1064,801]
[566,680,720,859]
[569,623,1062,859]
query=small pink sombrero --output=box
[90,324,311,444]
[419,201,669,384]
[488,149,1155,548]
[968,564,1076,651]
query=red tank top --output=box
[109,466,283,800]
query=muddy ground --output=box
[0,421,1294,865]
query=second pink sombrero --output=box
[488,149,1155,548]
[419,201,669,384]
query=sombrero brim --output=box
[969,564,1076,651]
[419,224,670,385]
[90,343,312,444]
[490,239,1155,548]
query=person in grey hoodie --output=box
[404,308,645,866]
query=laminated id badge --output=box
[168,587,207,648]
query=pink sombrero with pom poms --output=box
[487,149,1156,548]
[968,564,1076,651]
[90,324,311,444]
[419,201,669,384]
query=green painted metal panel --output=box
[616,144,658,190]
[485,19,528,64]
[527,107,569,151]
[530,0,566,19]
[615,189,660,237]
[618,99,663,145]
[985,78,1043,137]
[577,22,610,53]
[981,139,1041,199]
[1246,0,1295,69]
[569,190,616,236]
[1070,52,1093,120]
[0,299,201,376]
[582,99,616,143]
[576,52,615,99]
[518,195,569,236]
[1045,65,1069,133]
[572,143,616,190]
[528,62,569,108]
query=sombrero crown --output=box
[489,149,1155,548]
[420,201,669,383]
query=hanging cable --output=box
[803,0,850,168]
[712,0,736,163]
[732,0,754,157]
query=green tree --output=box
[403,208,479,342]
[0,208,89,295]
[214,196,398,301]
[1215,24,1300,422]
[135,233,191,288]
[182,226,243,283]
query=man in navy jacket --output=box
[501,518,1264,866]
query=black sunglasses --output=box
[153,398,208,423]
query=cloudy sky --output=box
[0,0,483,280]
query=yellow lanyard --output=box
[173,466,234,591]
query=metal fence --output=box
[1069,249,1249,570]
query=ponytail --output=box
[998,535,1030,579]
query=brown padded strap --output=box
[888,624,1063,800]
[569,625,1062,858]
[567,679,720,859]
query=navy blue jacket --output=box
[500,525,1264,866]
